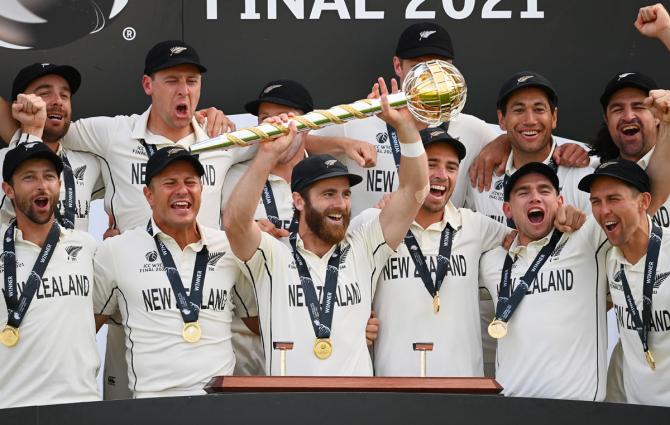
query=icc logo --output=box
[0,0,128,50]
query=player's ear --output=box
[142,75,153,96]
[143,185,155,207]
[502,201,513,219]
[640,191,652,212]
[292,191,305,212]
[392,56,402,79]
[1,181,14,201]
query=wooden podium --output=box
[204,376,502,394]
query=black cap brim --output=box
[145,59,207,76]
[578,172,647,194]
[3,148,64,182]
[504,162,560,201]
[497,84,557,110]
[292,171,362,194]
[12,65,81,101]
[397,46,454,60]
[145,156,206,185]
[599,82,653,109]
[244,97,307,116]
[423,137,466,161]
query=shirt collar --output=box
[149,217,208,252]
[505,139,557,176]
[131,106,208,143]
[9,221,67,248]
[9,129,63,155]
[509,228,556,257]
[412,201,462,232]
[293,232,339,260]
[636,146,655,170]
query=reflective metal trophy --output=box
[189,60,467,154]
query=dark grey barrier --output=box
[1,392,668,425]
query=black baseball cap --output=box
[497,71,558,111]
[144,40,207,75]
[144,146,205,185]
[245,79,314,116]
[395,22,455,60]
[504,162,560,202]
[12,63,81,101]
[3,142,63,182]
[291,154,362,193]
[420,124,466,161]
[599,72,657,109]
[578,159,650,194]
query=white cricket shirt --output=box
[314,113,496,215]
[0,225,100,408]
[361,203,509,376]
[239,216,395,376]
[62,106,252,232]
[479,218,609,400]
[607,219,670,406]
[465,141,593,224]
[0,133,104,231]
[93,220,254,398]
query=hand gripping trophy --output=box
[189,60,467,154]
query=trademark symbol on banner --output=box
[122,27,136,41]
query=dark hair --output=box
[589,122,620,162]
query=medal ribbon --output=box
[3,221,61,328]
[146,221,208,324]
[140,139,158,158]
[261,181,298,233]
[386,122,450,171]
[289,232,342,339]
[494,230,563,323]
[54,152,76,229]
[404,223,455,300]
[619,223,662,358]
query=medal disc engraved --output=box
[313,338,333,359]
[432,295,440,314]
[0,325,19,347]
[645,350,656,371]
[182,322,202,343]
[487,319,508,339]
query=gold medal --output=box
[313,338,333,360]
[182,322,202,343]
[0,325,19,348]
[488,319,508,339]
[645,350,656,371]
[432,295,440,314]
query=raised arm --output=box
[11,94,46,139]
[304,134,377,168]
[635,3,670,51]
[224,120,297,261]
[374,78,428,249]
[0,96,19,143]
[646,89,670,212]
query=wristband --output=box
[400,140,425,157]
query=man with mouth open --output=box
[224,78,428,375]
[478,98,670,399]
[0,64,104,231]
[580,157,670,407]
[93,146,253,398]
[0,133,100,407]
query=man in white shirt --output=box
[479,162,610,401]
[1,64,104,231]
[93,146,251,398]
[314,22,498,214]
[580,159,670,407]
[466,71,592,224]
[0,140,99,408]
[224,80,428,375]
[365,125,512,376]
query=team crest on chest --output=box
[65,245,83,262]
[207,251,225,270]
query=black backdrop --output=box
[1,0,669,142]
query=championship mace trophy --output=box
[189,60,467,154]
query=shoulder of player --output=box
[480,246,507,272]
[448,113,496,138]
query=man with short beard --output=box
[225,79,428,375]
[0,139,99,407]
[0,64,104,231]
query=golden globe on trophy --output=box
[189,60,467,154]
